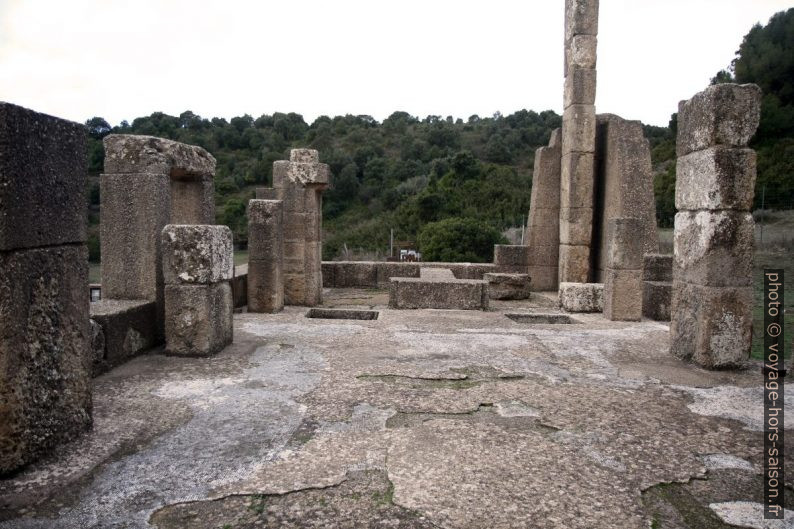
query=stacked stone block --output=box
[525,128,562,290]
[162,225,234,356]
[559,282,604,313]
[257,149,329,306]
[559,0,599,284]
[493,245,530,274]
[642,254,673,321]
[247,199,284,313]
[603,218,643,321]
[0,103,91,474]
[670,84,762,368]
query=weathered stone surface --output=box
[90,299,158,375]
[89,319,106,375]
[643,254,673,282]
[670,283,752,367]
[565,0,599,40]
[558,282,603,312]
[643,280,672,321]
[248,200,284,262]
[527,266,559,292]
[676,84,762,157]
[564,67,597,107]
[103,134,216,176]
[170,177,215,225]
[421,267,456,280]
[675,147,756,211]
[0,102,87,251]
[290,148,320,164]
[559,207,594,246]
[389,275,489,310]
[484,273,531,300]
[0,245,91,474]
[605,218,643,270]
[334,262,379,288]
[562,105,597,154]
[560,152,595,209]
[164,283,233,357]
[493,245,530,271]
[162,225,234,285]
[568,35,598,69]
[558,244,591,284]
[247,260,284,313]
[603,269,642,321]
[673,211,754,287]
[287,163,331,187]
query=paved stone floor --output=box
[1,289,792,528]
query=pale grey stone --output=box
[162,225,234,285]
[675,146,756,211]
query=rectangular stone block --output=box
[335,262,378,288]
[170,177,215,225]
[290,148,320,164]
[673,211,754,287]
[531,146,562,204]
[642,281,672,321]
[567,35,597,70]
[377,262,422,286]
[605,218,644,270]
[562,105,596,154]
[389,277,488,310]
[484,273,532,300]
[565,0,599,40]
[527,265,558,292]
[303,243,324,306]
[494,245,530,268]
[89,299,158,374]
[670,282,752,368]
[0,102,87,251]
[676,83,762,157]
[559,207,594,246]
[675,147,756,211]
[558,244,591,284]
[284,272,306,305]
[643,254,673,282]
[564,67,597,107]
[103,134,216,176]
[287,162,331,187]
[248,199,284,262]
[603,268,642,321]
[559,282,604,312]
[284,240,306,263]
[560,152,595,209]
[162,225,234,285]
[164,282,233,357]
[0,245,91,474]
[247,259,284,313]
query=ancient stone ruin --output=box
[247,199,285,313]
[670,83,762,367]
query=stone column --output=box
[0,102,91,474]
[559,0,599,284]
[247,199,284,313]
[261,149,329,306]
[670,83,762,368]
[162,225,234,356]
[525,128,562,291]
[603,218,643,321]
[100,135,216,337]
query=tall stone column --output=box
[603,218,643,321]
[525,128,562,291]
[670,83,762,368]
[0,103,91,474]
[260,149,329,306]
[559,0,599,284]
[247,199,284,313]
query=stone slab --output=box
[565,0,599,40]
[0,102,87,251]
[603,268,642,321]
[170,177,215,225]
[103,134,216,176]
[89,299,158,375]
[605,218,644,270]
[333,262,379,288]
[162,225,234,285]
[420,268,456,280]
[493,245,530,268]
[484,273,532,300]
[559,282,603,313]
[247,260,284,313]
[527,265,559,292]
[164,283,233,357]
[675,147,756,211]
[642,280,672,321]
[389,277,488,310]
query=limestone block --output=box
[103,134,216,176]
[334,262,379,288]
[676,84,762,157]
[421,267,456,280]
[565,0,599,40]
[673,211,754,287]
[568,35,597,70]
[564,67,597,107]
[559,207,594,246]
[290,148,320,164]
[272,161,290,188]
[164,282,233,357]
[670,282,752,368]
[527,244,560,267]
[558,244,591,284]
[284,273,306,306]
[494,245,530,268]
[675,147,756,211]
[162,225,234,285]
[0,103,87,251]
[376,262,421,286]
[603,269,642,321]
[605,218,644,270]
[484,273,532,300]
[287,162,331,187]
[642,281,672,321]
[89,299,158,374]
[531,147,562,204]
[559,282,604,312]
[321,262,337,288]
[562,105,596,154]
[90,319,106,376]
[389,277,489,310]
[170,177,215,224]
[248,200,283,262]
[247,260,284,313]
[560,152,595,209]
[0,245,91,474]
[643,254,673,282]
[527,265,559,292]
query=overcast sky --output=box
[0,0,791,127]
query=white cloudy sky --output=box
[0,0,790,127]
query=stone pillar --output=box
[670,83,762,368]
[162,225,234,356]
[100,135,216,337]
[559,0,599,284]
[258,149,329,306]
[494,245,530,274]
[603,218,643,321]
[0,102,91,474]
[525,128,562,290]
[247,199,284,313]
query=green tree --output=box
[417,217,507,263]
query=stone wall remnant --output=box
[670,83,762,368]
[602,218,643,321]
[0,102,91,474]
[559,282,604,313]
[642,254,673,321]
[247,199,284,313]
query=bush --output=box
[417,217,507,263]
